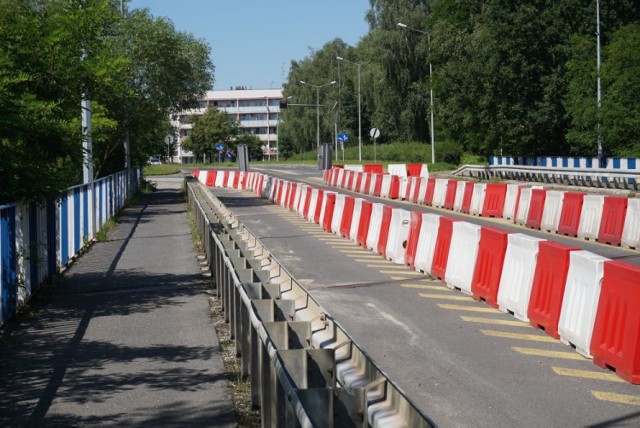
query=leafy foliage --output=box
[182,108,238,162]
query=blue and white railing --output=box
[0,169,140,324]
[489,156,640,171]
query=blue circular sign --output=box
[215,144,225,151]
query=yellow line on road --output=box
[366,263,395,267]
[352,256,384,260]
[438,304,498,313]
[512,347,585,360]
[591,391,640,406]
[552,367,623,382]
[461,316,528,327]
[328,242,358,247]
[420,293,473,301]
[339,249,373,254]
[401,284,443,290]
[481,330,556,342]
[379,270,424,275]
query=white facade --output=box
[174,88,283,163]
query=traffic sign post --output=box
[370,128,380,162]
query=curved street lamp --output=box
[398,22,436,164]
[336,56,365,162]
[300,80,336,148]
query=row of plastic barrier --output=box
[490,155,640,171]
[187,175,432,426]
[324,168,640,251]
[194,169,640,384]
[1,169,141,325]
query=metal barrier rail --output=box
[452,164,639,190]
[187,178,433,427]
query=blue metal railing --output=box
[0,169,140,324]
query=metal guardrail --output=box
[452,164,640,190]
[187,178,433,427]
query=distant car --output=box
[148,157,161,165]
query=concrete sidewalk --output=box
[0,176,235,427]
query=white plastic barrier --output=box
[414,213,441,274]
[293,184,304,214]
[380,175,392,198]
[296,185,308,216]
[417,178,428,205]
[366,203,385,252]
[331,194,346,234]
[268,178,279,201]
[558,250,608,358]
[319,191,336,227]
[432,179,448,208]
[368,174,378,196]
[540,190,564,233]
[214,171,225,188]
[497,234,545,322]
[278,181,288,206]
[420,164,430,178]
[350,172,360,191]
[228,171,236,188]
[502,184,520,220]
[350,198,365,242]
[469,183,487,216]
[453,181,466,212]
[621,198,640,249]
[345,164,364,172]
[359,174,369,194]
[388,164,409,198]
[515,188,533,226]
[444,222,482,294]
[385,209,411,264]
[197,170,208,184]
[307,189,320,222]
[577,195,605,241]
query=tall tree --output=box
[182,108,238,162]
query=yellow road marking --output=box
[420,293,473,301]
[481,330,556,342]
[512,347,585,360]
[552,367,623,382]
[379,270,423,275]
[328,243,358,247]
[339,249,373,254]
[461,316,528,327]
[592,391,640,406]
[401,284,443,290]
[366,263,395,267]
[391,276,418,280]
[438,304,498,313]
[353,257,386,261]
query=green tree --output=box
[182,108,238,162]
[236,134,263,161]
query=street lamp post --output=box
[336,56,364,162]
[398,22,436,164]
[300,80,336,149]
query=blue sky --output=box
[128,0,371,90]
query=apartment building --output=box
[173,88,283,163]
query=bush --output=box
[436,140,463,165]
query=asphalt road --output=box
[208,165,640,427]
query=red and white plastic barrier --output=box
[445,221,482,294]
[414,213,441,275]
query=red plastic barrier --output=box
[460,181,475,214]
[364,164,383,174]
[597,196,628,246]
[482,183,507,218]
[223,171,230,187]
[205,170,217,186]
[377,205,394,256]
[340,196,356,238]
[405,211,423,269]
[322,193,336,233]
[257,176,264,195]
[241,173,249,189]
[431,217,459,280]
[512,186,523,223]
[347,171,356,190]
[526,188,546,229]
[232,172,240,189]
[363,173,372,195]
[373,174,384,197]
[407,163,423,177]
[355,172,363,192]
[403,177,414,201]
[356,201,373,247]
[527,241,579,339]
[302,187,313,219]
[471,227,510,308]
[340,170,349,188]
[313,190,325,224]
[591,261,640,384]
[411,178,422,203]
[557,192,584,237]
[193,169,201,179]
[389,176,400,199]
[287,183,298,210]
[276,180,284,204]
[444,179,457,210]
[423,178,436,206]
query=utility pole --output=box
[596,0,603,166]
